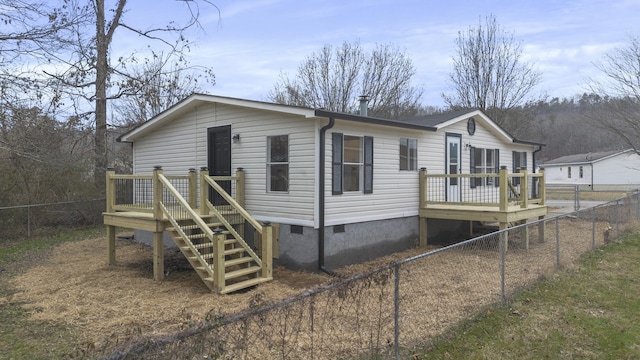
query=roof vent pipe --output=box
[359,95,369,117]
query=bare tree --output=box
[1,0,218,190]
[443,15,542,133]
[111,52,215,128]
[268,41,423,119]
[588,35,640,154]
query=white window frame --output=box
[473,148,497,186]
[343,135,363,192]
[399,137,418,171]
[266,135,289,192]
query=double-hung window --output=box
[332,133,373,194]
[267,135,289,192]
[470,147,499,187]
[399,138,418,171]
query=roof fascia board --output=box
[119,94,316,142]
[314,109,437,131]
[435,110,515,141]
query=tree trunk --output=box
[94,0,108,191]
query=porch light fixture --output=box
[232,134,241,143]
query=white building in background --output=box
[543,149,640,190]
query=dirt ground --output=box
[1,215,635,356]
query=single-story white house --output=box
[117,93,544,270]
[543,149,640,191]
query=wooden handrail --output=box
[157,174,214,239]
[203,175,263,232]
[419,168,546,210]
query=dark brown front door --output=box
[207,125,231,206]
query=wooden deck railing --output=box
[105,167,272,293]
[106,167,245,213]
[419,166,545,211]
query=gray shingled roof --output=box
[396,109,479,127]
[543,149,631,165]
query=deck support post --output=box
[418,168,428,247]
[153,232,164,281]
[520,220,529,250]
[152,166,165,281]
[106,168,116,266]
[262,222,273,279]
[538,216,546,243]
[213,228,226,293]
[107,225,116,266]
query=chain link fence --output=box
[94,192,638,359]
[0,199,105,240]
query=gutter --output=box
[318,116,340,277]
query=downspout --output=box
[318,116,339,276]
[532,145,543,173]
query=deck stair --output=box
[158,173,272,294]
[165,217,269,294]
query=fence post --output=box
[500,230,506,304]
[26,206,31,239]
[592,206,596,249]
[555,217,560,268]
[615,199,620,238]
[394,263,400,359]
[200,167,209,216]
[236,168,245,208]
[188,168,197,208]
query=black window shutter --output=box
[332,133,343,195]
[494,148,500,187]
[523,152,528,171]
[364,136,374,194]
[469,146,476,189]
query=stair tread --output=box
[220,277,272,294]
[225,266,261,280]
[224,247,246,256]
[225,257,254,267]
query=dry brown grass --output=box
[5,236,332,346]
[3,212,636,358]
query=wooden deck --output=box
[103,167,273,294]
[418,167,548,247]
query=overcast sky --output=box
[125,0,640,107]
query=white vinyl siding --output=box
[132,105,537,229]
[132,103,316,223]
